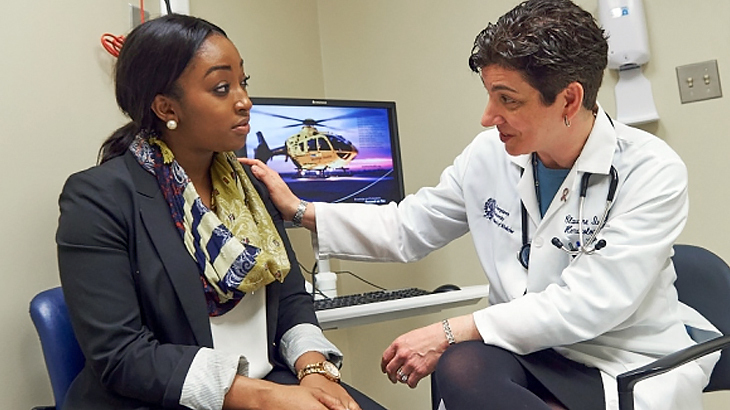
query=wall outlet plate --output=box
[130,4,151,29]
[676,60,722,104]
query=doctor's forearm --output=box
[447,314,481,344]
[301,202,317,232]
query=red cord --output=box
[101,33,125,57]
[100,0,144,58]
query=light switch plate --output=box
[676,60,722,104]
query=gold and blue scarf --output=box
[130,133,289,316]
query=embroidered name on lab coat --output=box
[563,214,601,236]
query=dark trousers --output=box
[432,341,604,410]
[265,366,387,410]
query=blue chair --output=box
[618,244,730,410]
[29,287,84,410]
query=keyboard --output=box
[313,287,432,311]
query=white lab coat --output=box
[314,107,720,410]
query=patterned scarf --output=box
[130,133,290,316]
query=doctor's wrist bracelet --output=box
[442,319,456,346]
[291,200,309,228]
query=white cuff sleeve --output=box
[279,323,343,371]
[180,347,248,410]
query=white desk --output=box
[315,285,490,330]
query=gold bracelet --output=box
[442,319,456,345]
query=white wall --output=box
[2,0,728,408]
[1,2,142,408]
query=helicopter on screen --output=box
[252,113,359,178]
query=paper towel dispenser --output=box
[599,0,650,69]
[598,0,659,125]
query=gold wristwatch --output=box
[297,360,341,383]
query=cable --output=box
[298,261,314,276]
[100,0,149,58]
[301,263,389,298]
[101,33,125,57]
[334,270,387,291]
[299,262,330,300]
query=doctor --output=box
[241,0,719,409]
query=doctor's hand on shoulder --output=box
[381,314,480,389]
[239,158,317,231]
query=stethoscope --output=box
[518,153,619,269]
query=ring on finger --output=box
[400,373,408,383]
[397,368,405,378]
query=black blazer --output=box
[57,151,317,409]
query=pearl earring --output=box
[166,119,178,130]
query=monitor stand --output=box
[314,256,338,300]
[311,232,337,300]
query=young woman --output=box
[57,14,384,410]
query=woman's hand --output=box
[380,322,446,388]
[238,157,301,221]
[381,315,480,388]
[224,376,353,410]
[300,374,362,410]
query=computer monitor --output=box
[236,97,405,206]
[237,97,405,298]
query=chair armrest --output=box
[617,334,730,410]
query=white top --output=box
[314,106,720,410]
[210,289,272,379]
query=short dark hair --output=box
[469,0,607,110]
[99,14,227,163]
